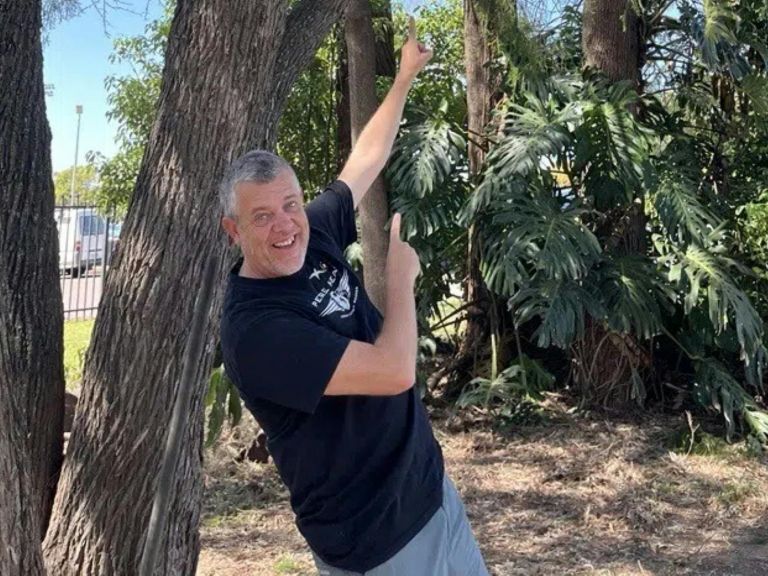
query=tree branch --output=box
[274,0,351,107]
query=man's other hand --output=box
[399,16,433,83]
[387,213,421,284]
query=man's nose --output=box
[272,210,295,232]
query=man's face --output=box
[221,169,310,279]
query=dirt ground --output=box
[197,398,768,576]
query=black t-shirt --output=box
[220,180,444,572]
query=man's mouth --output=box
[272,235,297,249]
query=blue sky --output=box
[43,0,424,173]
[44,1,165,172]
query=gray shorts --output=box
[312,474,490,576]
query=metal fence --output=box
[56,205,120,320]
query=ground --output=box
[197,399,768,576]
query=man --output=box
[219,17,489,576]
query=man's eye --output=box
[254,213,271,225]
[286,201,300,211]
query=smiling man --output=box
[219,18,489,576]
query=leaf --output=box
[653,172,722,246]
[205,365,241,447]
[510,277,606,349]
[483,187,602,292]
[693,358,767,442]
[485,95,578,181]
[572,84,650,210]
[387,118,466,200]
[701,0,740,70]
[740,74,768,117]
[596,256,674,339]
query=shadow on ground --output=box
[198,404,768,576]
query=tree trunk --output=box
[579,0,648,406]
[583,0,644,253]
[0,385,46,575]
[0,0,65,564]
[583,0,644,254]
[372,2,396,78]
[443,0,496,397]
[582,0,641,86]
[42,1,349,574]
[344,0,393,311]
[336,33,351,174]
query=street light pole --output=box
[70,104,83,206]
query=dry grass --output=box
[198,399,768,576]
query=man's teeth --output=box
[273,236,296,248]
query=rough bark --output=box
[336,33,351,174]
[0,389,46,575]
[583,0,641,86]
[0,0,65,561]
[345,0,392,310]
[42,1,349,574]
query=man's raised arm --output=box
[339,16,432,208]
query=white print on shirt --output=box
[310,264,358,319]
[309,264,327,280]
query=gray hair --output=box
[219,149,296,218]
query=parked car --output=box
[55,208,107,277]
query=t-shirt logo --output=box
[309,264,327,280]
[310,264,358,319]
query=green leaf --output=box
[596,257,674,339]
[510,277,606,349]
[653,172,722,246]
[740,74,768,117]
[694,358,767,442]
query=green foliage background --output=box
[88,0,768,445]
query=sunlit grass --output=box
[64,319,94,392]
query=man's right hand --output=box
[323,212,420,397]
[387,213,420,285]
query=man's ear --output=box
[221,216,239,246]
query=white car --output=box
[55,208,107,277]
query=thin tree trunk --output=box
[0,0,65,561]
[345,0,392,310]
[444,0,495,397]
[42,1,349,574]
